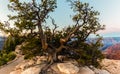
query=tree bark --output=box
[37,21,48,50]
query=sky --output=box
[0,0,120,37]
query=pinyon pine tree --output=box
[0,0,105,73]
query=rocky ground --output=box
[0,56,24,74]
[1,55,120,74]
[1,44,120,74]
[8,56,111,74]
[101,59,120,74]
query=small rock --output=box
[36,58,42,64]
[28,60,35,65]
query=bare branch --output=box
[50,17,58,37]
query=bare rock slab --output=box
[21,66,41,74]
[10,69,21,74]
[78,66,95,74]
[57,62,79,74]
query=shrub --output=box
[72,41,104,67]
[0,57,7,66]
[21,38,42,59]
[3,35,25,53]
[0,52,16,66]
[7,52,16,61]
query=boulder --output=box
[57,62,79,74]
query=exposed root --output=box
[39,61,53,74]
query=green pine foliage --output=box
[76,42,104,67]
[21,37,42,59]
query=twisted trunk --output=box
[38,21,48,50]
